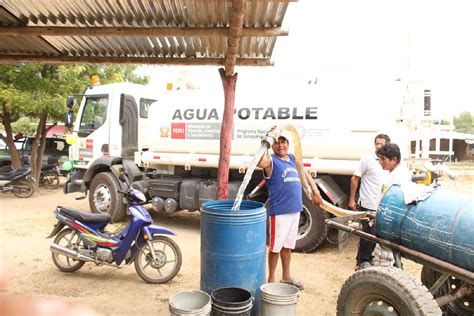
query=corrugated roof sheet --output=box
[0,0,292,69]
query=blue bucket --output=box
[376,185,474,271]
[200,200,266,315]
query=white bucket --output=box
[260,283,299,316]
[169,290,212,316]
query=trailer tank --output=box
[376,185,474,272]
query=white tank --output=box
[143,79,414,173]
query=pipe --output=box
[50,243,95,263]
[326,219,474,284]
[320,200,367,218]
[436,286,472,307]
[50,243,117,268]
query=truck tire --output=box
[337,267,441,316]
[89,172,126,222]
[421,266,474,316]
[294,195,329,253]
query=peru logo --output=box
[160,126,170,138]
[171,123,186,139]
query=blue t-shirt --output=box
[264,153,303,216]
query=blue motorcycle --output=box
[47,177,182,284]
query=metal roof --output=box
[0,0,294,75]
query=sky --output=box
[139,0,474,119]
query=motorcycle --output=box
[0,165,35,198]
[47,172,182,284]
[39,164,60,189]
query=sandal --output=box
[280,278,304,290]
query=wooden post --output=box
[217,68,238,200]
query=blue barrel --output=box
[376,185,474,272]
[200,200,266,315]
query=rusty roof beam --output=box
[0,26,288,37]
[0,54,273,66]
[224,0,246,76]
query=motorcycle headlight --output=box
[130,189,147,203]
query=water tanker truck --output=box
[64,76,428,252]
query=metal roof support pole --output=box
[216,0,246,200]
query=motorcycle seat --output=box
[0,166,30,181]
[41,164,58,172]
[58,206,111,223]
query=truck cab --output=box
[64,82,159,219]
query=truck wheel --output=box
[337,267,441,316]
[294,195,329,253]
[421,266,474,316]
[89,172,126,222]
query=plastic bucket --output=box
[169,290,212,316]
[260,283,300,316]
[200,200,266,316]
[211,287,253,316]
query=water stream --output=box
[231,144,268,211]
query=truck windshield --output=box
[78,96,108,137]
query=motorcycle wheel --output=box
[13,179,34,198]
[42,173,60,190]
[134,236,182,284]
[51,228,86,273]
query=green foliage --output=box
[0,63,149,173]
[440,119,450,125]
[11,117,36,136]
[453,111,474,134]
[0,64,149,125]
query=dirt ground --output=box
[0,176,472,315]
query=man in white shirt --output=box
[349,134,390,270]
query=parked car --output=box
[0,137,69,169]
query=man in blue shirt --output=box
[258,132,322,290]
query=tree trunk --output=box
[30,113,49,192]
[0,109,22,169]
[216,68,238,200]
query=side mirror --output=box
[65,111,74,128]
[66,96,75,109]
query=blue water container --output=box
[376,185,474,272]
[200,200,266,315]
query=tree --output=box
[12,117,36,136]
[453,111,474,134]
[0,64,149,192]
[440,119,450,125]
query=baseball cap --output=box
[277,131,291,143]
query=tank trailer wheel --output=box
[421,266,474,316]
[337,267,441,316]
